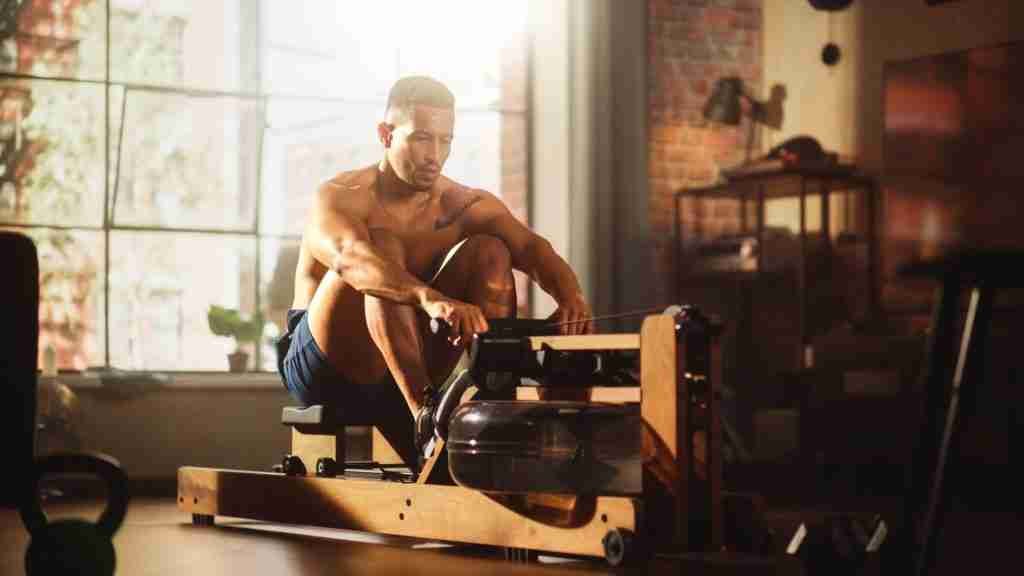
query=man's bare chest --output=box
[366,200,460,235]
[365,203,464,275]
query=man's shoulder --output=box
[318,166,376,212]
[438,176,495,208]
[436,176,503,229]
[322,166,376,194]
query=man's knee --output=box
[465,234,511,272]
[368,228,408,269]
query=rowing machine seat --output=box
[281,405,377,435]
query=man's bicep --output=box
[462,196,537,262]
[313,201,369,244]
[305,185,371,267]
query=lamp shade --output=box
[703,77,744,125]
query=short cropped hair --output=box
[385,76,455,122]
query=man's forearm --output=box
[521,238,583,303]
[321,237,439,307]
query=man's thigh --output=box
[304,235,487,388]
[305,270,389,385]
[420,236,513,382]
[427,238,469,285]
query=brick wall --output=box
[647,0,763,296]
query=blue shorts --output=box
[279,309,341,406]
[277,309,417,466]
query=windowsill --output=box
[39,371,285,391]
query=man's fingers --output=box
[449,317,461,345]
[574,309,592,335]
[583,308,594,334]
[548,307,598,335]
[446,317,460,346]
[566,310,581,335]
[451,311,485,347]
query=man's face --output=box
[383,105,454,190]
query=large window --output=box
[1,0,529,373]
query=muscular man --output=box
[278,76,592,469]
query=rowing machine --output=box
[178,307,730,566]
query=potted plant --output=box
[207,305,264,372]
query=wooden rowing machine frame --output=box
[177,312,722,565]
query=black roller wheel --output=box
[602,528,635,567]
[503,547,537,563]
[281,454,307,476]
[192,513,214,526]
[315,457,337,477]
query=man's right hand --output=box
[422,294,489,346]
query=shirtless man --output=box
[278,76,592,469]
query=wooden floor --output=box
[2,498,788,575]
[3,496,1019,575]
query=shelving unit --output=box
[673,164,878,454]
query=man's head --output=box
[379,76,455,191]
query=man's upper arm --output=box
[460,190,539,265]
[304,180,371,270]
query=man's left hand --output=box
[549,294,593,335]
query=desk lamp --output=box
[702,76,766,165]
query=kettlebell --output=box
[19,452,129,576]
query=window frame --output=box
[1,0,530,375]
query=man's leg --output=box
[303,231,516,466]
[423,234,517,385]
[302,229,425,468]
[362,229,435,415]
[363,232,518,408]
[360,233,517,465]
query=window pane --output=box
[0,79,105,227]
[259,237,299,372]
[112,89,263,231]
[3,227,106,371]
[261,99,380,236]
[0,0,106,80]
[261,1,396,100]
[445,110,502,198]
[109,231,257,371]
[497,111,531,316]
[395,1,528,110]
[106,84,123,223]
[499,112,528,223]
[258,1,527,110]
[110,0,255,93]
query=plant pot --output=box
[228,351,249,373]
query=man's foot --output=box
[414,403,438,461]
[414,368,476,459]
[432,368,476,440]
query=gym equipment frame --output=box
[177,311,722,566]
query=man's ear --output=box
[377,122,394,148]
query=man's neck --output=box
[376,159,432,203]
